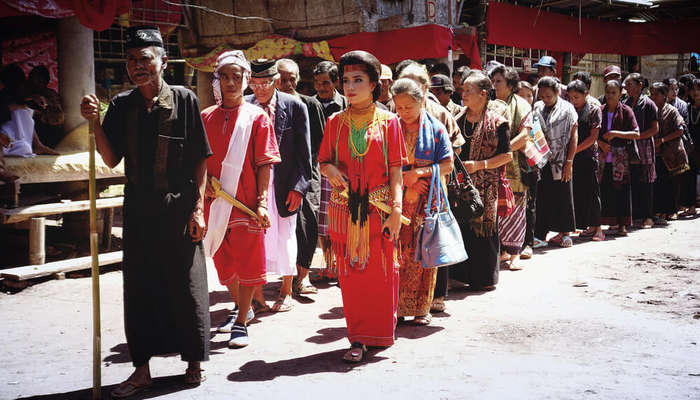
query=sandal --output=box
[559,235,573,248]
[184,367,206,385]
[110,378,152,399]
[271,296,293,312]
[252,300,272,315]
[591,231,605,242]
[413,314,432,326]
[532,238,548,249]
[430,297,446,313]
[548,233,563,245]
[615,228,628,237]
[293,277,318,295]
[520,246,533,259]
[343,342,367,363]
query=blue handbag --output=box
[414,164,469,269]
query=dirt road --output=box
[1,217,699,400]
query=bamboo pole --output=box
[88,119,102,399]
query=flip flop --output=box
[272,297,293,312]
[343,342,367,363]
[591,231,605,242]
[252,301,271,315]
[548,234,563,245]
[293,278,318,295]
[110,379,152,399]
[560,235,573,248]
[413,314,432,326]
[532,238,548,249]
[430,298,446,313]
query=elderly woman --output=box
[450,71,513,291]
[397,62,464,312]
[568,79,604,241]
[650,81,689,222]
[598,80,640,236]
[489,65,532,270]
[391,78,453,325]
[532,77,578,248]
[319,50,407,363]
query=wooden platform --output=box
[0,197,123,224]
[0,251,122,281]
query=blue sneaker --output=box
[228,322,249,348]
[217,308,254,333]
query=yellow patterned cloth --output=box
[186,36,334,72]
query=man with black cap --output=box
[429,73,462,117]
[533,55,568,101]
[80,26,211,396]
[246,59,312,313]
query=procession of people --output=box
[75,26,700,398]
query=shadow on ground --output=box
[227,348,388,382]
[17,374,200,400]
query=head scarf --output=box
[212,50,251,105]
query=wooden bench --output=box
[0,251,122,281]
[0,197,123,267]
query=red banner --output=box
[328,24,454,65]
[487,1,700,56]
[2,32,59,91]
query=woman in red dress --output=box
[319,51,408,363]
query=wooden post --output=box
[88,119,102,399]
[29,217,45,265]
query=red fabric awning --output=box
[327,24,483,69]
[0,0,131,31]
[328,24,454,65]
[487,1,700,56]
[453,33,482,70]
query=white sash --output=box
[203,102,262,257]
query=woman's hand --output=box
[188,208,206,242]
[562,162,573,182]
[325,164,348,190]
[402,168,419,187]
[205,177,216,198]
[413,179,430,195]
[598,141,610,154]
[462,160,482,174]
[256,206,271,229]
[602,131,615,141]
[382,208,402,241]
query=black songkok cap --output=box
[125,25,164,49]
[250,59,278,78]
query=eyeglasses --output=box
[249,80,275,90]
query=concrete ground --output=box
[1,217,699,400]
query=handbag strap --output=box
[425,164,449,216]
[453,155,476,188]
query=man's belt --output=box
[210,177,261,224]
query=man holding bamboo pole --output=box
[201,51,281,348]
[80,26,212,397]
